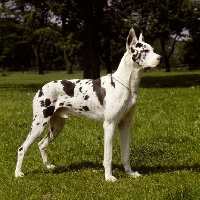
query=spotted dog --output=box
[15,28,162,181]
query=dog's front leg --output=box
[103,121,117,182]
[118,121,140,178]
[118,107,141,179]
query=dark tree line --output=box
[0,0,200,78]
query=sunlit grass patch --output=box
[0,70,200,199]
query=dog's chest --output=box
[114,93,137,121]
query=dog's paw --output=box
[45,162,55,169]
[129,171,141,178]
[15,171,24,178]
[47,165,56,169]
[105,175,117,182]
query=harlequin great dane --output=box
[15,28,162,181]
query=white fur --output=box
[15,28,162,181]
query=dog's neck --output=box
[113,51,143,93]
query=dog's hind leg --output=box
[15,118,49,177]
[38,114,65,169]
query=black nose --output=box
[157,56,163,61]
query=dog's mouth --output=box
[143,67,151,71]
[157,56,163,68]
[143,61,162,71]
[143,56,163,71]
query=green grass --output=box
[0,70,200,199]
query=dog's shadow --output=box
[52,161,103,174]
[33,161,200,176]
[135,163,200,175]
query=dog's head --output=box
[126,28,162,70]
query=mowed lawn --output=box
[0,70,200,199]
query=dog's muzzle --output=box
[143,56,163,71]
[157,56,163,67]
[158,55,163,62]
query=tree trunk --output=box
[67,52,75,74]
[37,47,44,74]
[61,13,69,74]
[164,56,170,72]
[33,45,44,75]
[104,35,112,73]
[63,49,68,72]
[68,63,73,74]
[160,38,170,72]
[63,48,75,74]
[82,2,100,79]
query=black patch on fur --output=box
[131,47,135,53]
[19,147,23,151]
[84,95,89,100]
[82,106,90,111]
[43,122,48,126]
[33,115,37,121]
[143,49,149,53]
[110,75,115,88]
[59,102,64,106]
[79,87,82,93]
[61,80,75,97]
[92,79,106,106]
[86,80,91,84]
[40,100,45,107]
[111,81,115,88]
[37,123,40,125]
[132,49,143,62]
[137,51,142,60]
[67,104,72,106]
[132,50,138,62]
[136,43,143,48]
[43,106,55,118]
[76,80,81,84]
[40,99,51,107]
[38,88,44,97]
[45,99,51,106]
[143,54,147,60]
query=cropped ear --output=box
[139,31,144,42]
[126,28,138,51]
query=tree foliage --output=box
[0,0,199,76]
[130,0,194,72]
[181,0,200,69]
